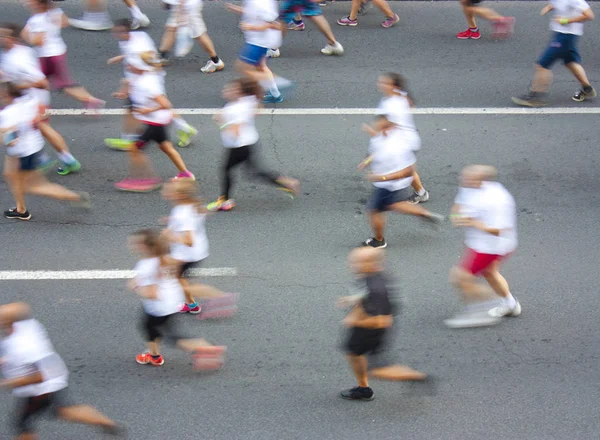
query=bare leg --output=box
[531,64,553,93]
[176,338,214,352]
[372,0,394,18]
[566,62,592,87]
[158,141,188,172]
[16,434,38,440]
[24,171,81,201]
[449,266,495,303]
[369,365,427,381]
[346,354,369,387]
[3,156,27,213]
[178,277,196,304]
[349,0,362,20]
[123,111,140,136]
[39,122,71,155]
[84,0,106,12]
[128,147,155,179]
[482,261,510,298]
[196,33,217,58]
[470,6,503,21]
[57,405,117,429]
[309,15,337,45]
[411,171,424,193]
[63,86,99,105]
[160,27,177,53]
[146,340,160,356]
[368,211,386,241]
[389,201,431,217]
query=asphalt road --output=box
[1,2,599,439]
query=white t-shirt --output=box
[129,72,173,125]
[377,94,421,151]
[454,181,518,255]
[242,0,282,49]
[118,31,157,80]
[1,319,69,398]
[134,258,185,317]
[220,95,260,148]
[0,45,51,106]
[168,204,209,262]
[368,129,416,191]
[550,0,590,36]
[25,8,67,58]
[0,95,45,158]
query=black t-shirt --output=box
[361,273,393,317]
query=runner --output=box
[128,229,227,370]
[0,22,81,176]
[445,165,521,328]
[358,115,443,249]
[375,72,429,204]
[455,0,515,40]
[161,178,238,317]
[0,302,123,439]
[337,0,399,28]
[207,78,300,212]
[338,247,427,401]
[512,0,595,107]
[114,51,195,192]
[158,0,225,74]
[69,0,149,31]
[0,82,90,221]
[278,0,344,56]
[226,0,291,103]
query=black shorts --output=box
[467,0,483,5]
[18,150,52,171]
[141,310,186,342]
[366,186,413,212]
[14,388,73,435]
[137,123,169,148]
[345,328,387,356]
[177,260,202,278]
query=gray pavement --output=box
[1,2,600,440]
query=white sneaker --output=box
[489,300,522,318]
[321,41,344,56]
[444,310,502,328]
[267,48,280,58]
[69,15,113,31]
[200,59,225,74]
[131,14,150,30]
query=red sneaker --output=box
[136,352,164,366]
[456,29,481,40]
[192,346,227,371]
[180,303,201,314]
[492,17,515,39]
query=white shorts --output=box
[166,5,207,38]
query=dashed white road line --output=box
[0,268,237,280]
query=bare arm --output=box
[367,164,415,183]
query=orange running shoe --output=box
[136,352,165,366]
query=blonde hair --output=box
[168,179,207,213]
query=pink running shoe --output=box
[492,16,515,39]
[287,21,305,31]
[180,303,201,314]
[85,98,106,116]
[115,178,161,192]
[192,346,226,371]
[175,171,196,180]
[381,14,399,28]
[456,29,481,40]
[337,16,358,26]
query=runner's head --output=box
[129,229,169,258]
[0,302,32,336]
[378,72,406,96]
[162,178,202,204]
[223,78,262,102]
[25,0,52,13]
[112,19,132,41]
[461,165,498,188]
[348,247,385,276]
[0,23,21,50]
[0,82,23,105]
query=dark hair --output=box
[113,18,132,31]
[0,23,21,39]
[0,82,23,99]
[237,77,263,101]
[383,72,406,91]
[131,229,168,257]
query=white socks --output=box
[173,117,191,132]
[503,293,517,309]
[129,6,144,21]
[417,188,427,196]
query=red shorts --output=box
[460,248,510,275]
[39,53,75,90]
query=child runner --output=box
[22,0,105,113]
[375,73,429,205]
[129,229,226,369]
[358,115,443,249]
[337,0,400,28]
[0,22,80,176]
[0,302,124,439]
[455,0,515,40]
[162,178,238,317]
[158,0,225,74]
[69,0,149,31]
[207,78,300,212]
[115,51,195,192]
[0,82,90,221]
[226,0,290,103]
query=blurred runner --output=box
[455,0,515,40]
[445,165,521,328]
[69,0,149,31]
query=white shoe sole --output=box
[445,312,502,328]
[489,301,522,318]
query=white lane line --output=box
[48,107,600,116]
[0,268,237,280]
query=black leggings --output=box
[222,144,280,199]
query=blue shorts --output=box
[19,151,51,171]
[366,186,413,212]
[280,0,322,22]
[537,32,581,69]
[239,43,269,67]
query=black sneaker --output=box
[4,209,31,220]
[341,386,375,401]
[573,86,597,102]
[407,190,429,205]
[511,91,548,107]
[363,237,387,248]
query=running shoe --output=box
[192,346,226,371]
[115,178,162,192]
[381,14,400,28]
[104,138,134,151]
[180,303,202,314]
[511,91,548,107]
[287,21,305,31]
[175,171,195,180]
[201,59,225,74]
[85,98,106,116]
[136,352,165,366]
[422,212,445,230]
[57,159,81,176]
[340,386,375,401]
[321,41,344,56]
[444,310,501,328]
[363,237,387,249]
[456,29,481,40]
[70,191,92,209]
[263,93,284,104]
[4,209,31,221]
[198,294,238,319]
[266,49,280,58]
[207,196,236,212]
[319,1,327,6]
[573,86,597,102]
[131,14,150,30]
[69,15,113,31]
[337,16,358,27]
[492,16,515,39]
[407,190,429,204]
[276,177,300,197]
[177,126,198,148]
[38,155,57,173]
[358,0,372,15]
[488,300,522,318]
